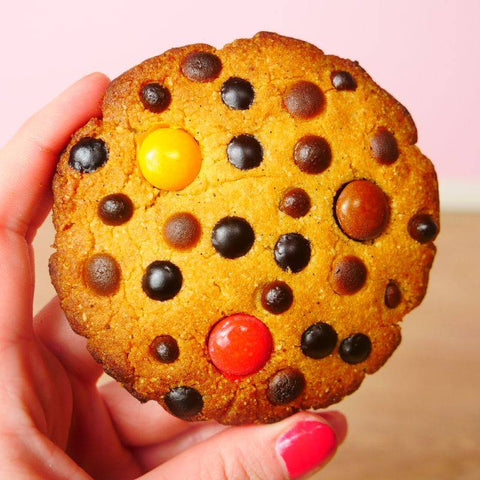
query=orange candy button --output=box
[138,128,202,191]
[208,314,273,378]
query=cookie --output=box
[50,32,439,425]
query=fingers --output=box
[34,296,103,383]
[0,72,110,241]
[100,381,199,447]
[139,411,346,480]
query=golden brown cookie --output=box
[50,32,439,425]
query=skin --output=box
[0,73,347,480]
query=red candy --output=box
[208,314,273,378]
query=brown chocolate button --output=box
[150,335,180,363]
[98,193,134,226]
[165,386,203,419]
[340,333,372,364]
[385,281,401,309]
[335,180,390,241]
[279,188,311,218]
[181,51,222,82]
[331,256,367,295]
[284,81,324,119]
[408,213,438,243]
[140,83,171,113]
[370,128,399,164]
[261,281,294,314]
[84,253,120,295]
[293,135,331,174]
[163,212,201,250]
[331,71,357,91]
[267,368,305,405]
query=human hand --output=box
[0,73,347,480]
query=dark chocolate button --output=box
[293,135,331,174]
[261,281,294,314]
[340,333,372,364]
[181,51,222,82]
[331,256,367,295]
[140,83,171,113]
[331,71,357,91]
[142,261,182,301]
[408,213,438,243]
[164,386,203,419]
[84,253,120,295]
[227,134,263,170]
[164,212,201,250]
[212,216,254,259]
[301,322,338,359]
[385,281,401,309]
[279,188,311,218]
[150,335,179,363]
[335,180,390,241]
[69,137,108,173]
[221,77,255,110]
[274,233,311,273]
[370,128,399,164]
[267,368,305,405]
[98,193,134,226]
[284,81,325,119]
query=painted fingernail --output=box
[276,420,337,479]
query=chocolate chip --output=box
[267,368,305,405]
[340,333,372,364]
[301,322,338,359]
[212,216,254,259]
[69,137,108,173]
[140,83,171,113]
[293,136,331,174]
[227,134,263,170]
[181,51,222,82]
[98,193,134,226]
[331,71,357,91]
[335,180,390,241]
[331,256,367,295]
[221,77,254,110]
[150,335,179,363]
[284,81,325,119]
[274,233,311,273]
[165,386,203,419]
[385,281,401,309]
[84,253,120,295]
[279,188,311,218]
[408,213,438,243]
[261,281,294,314]
[164,212,201,250]
[370,128,399,164]
[142,261,182,301]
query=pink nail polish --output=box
[276,420,337,479]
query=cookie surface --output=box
[50,32,439,425]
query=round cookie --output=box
[50,32,439,425]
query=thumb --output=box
[139,411,346,480]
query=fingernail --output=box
[276,420,337,479]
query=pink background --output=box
[0,0,478,182]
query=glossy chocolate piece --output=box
[284,81,324,119]
[408,213,438,243]
[221,77,254,110]
[150,335,180,363]
[293,135,331,174]
[142,261,182,301]
[164,386,203,419]
[370,128,399,164]
[98,193,134,226]
[181,51,222,82]
[227,134,263,170]
[261,281,294,314]
[267,368,305,405]
[331,71,357,91]
[301,322,338,359]
[279,188,311,218]
[339,333,372,364]
[331,256,367,295]
[69,137,108,173]
[385,281,402,309]
[164,212,201,250]
[211,216,255,259]
[274,233,311,273]
[84,253,120,295]
[140,83,171,113]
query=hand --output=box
[0,73,347,480]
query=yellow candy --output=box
[137,127,202,191]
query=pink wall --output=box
[0,0,478,181]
